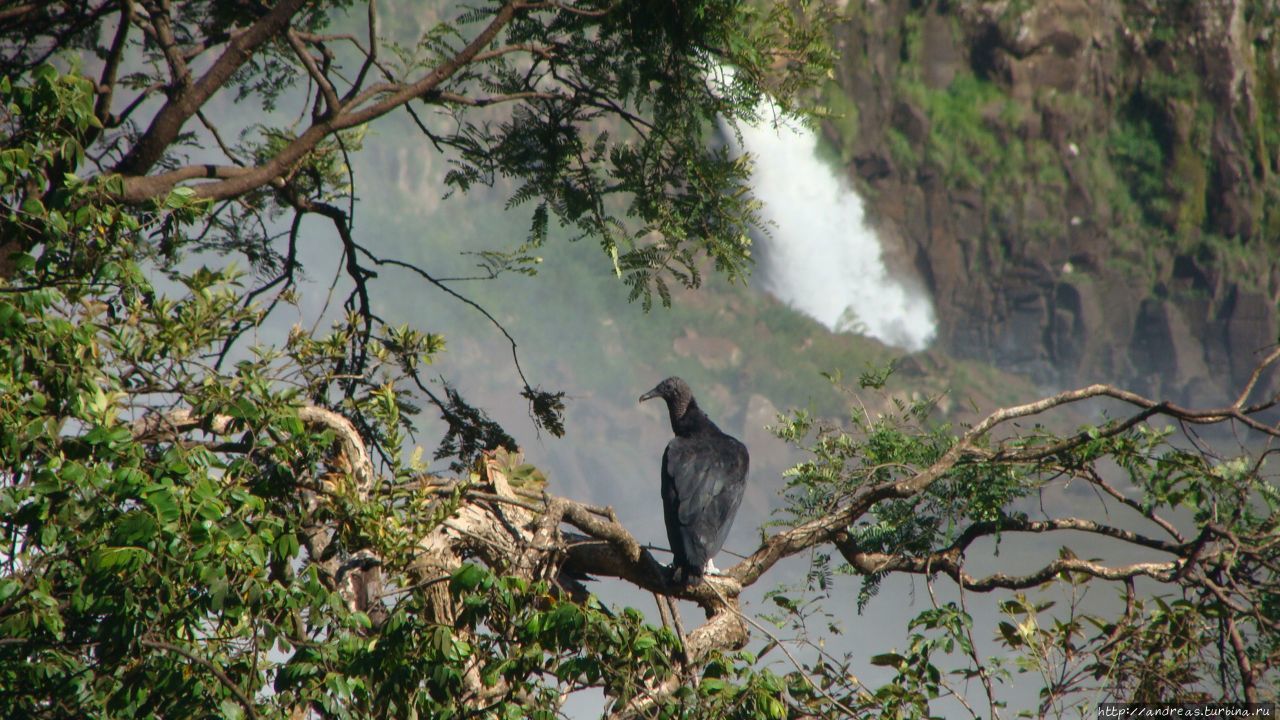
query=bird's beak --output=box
[639,388,660,403]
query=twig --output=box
[141,638,259,720]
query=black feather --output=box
[641,377,749,586]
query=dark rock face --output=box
[1130,299,1213,397]
[1226,288,1277,388]
[827,0,1280,403]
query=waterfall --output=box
[723,106,937,352]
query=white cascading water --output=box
[722,105,937,351]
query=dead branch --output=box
[296,405,373,497]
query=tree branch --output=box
[130,405,373,497]
[117,1,521,203]
[348,0,377,101]
[728,371,1280,589]
[296,405,374,497]
[835,536,1183,592]
[469,42,555,63]
[285,28,340,118]
[429,90,561,107]
[116,0,308,176]
[91,0,132,129]
[1224,607,1259,703]
[142,0,193,92]
[728,444,966,587]
[129,407,233,441]
[140,638,259,720]
[0,4,40,24]
[1233,345,1280,409]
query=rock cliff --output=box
[825,0,1280,401]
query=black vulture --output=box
[640,377,749,586]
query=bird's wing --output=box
[663,435,749,561]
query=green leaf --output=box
[869,652,906,667]
[145,487,181,527]
[92,546,152,572]
[112,467,146,492]
[210,579,229,611]
[113,510,158,544]
[274,532,300,560]
[163,186,197,209]
[0,580,20,603]
[217,699,245,720]
[228,396,260,422]
[450,563,491,593]
[8,253,34,272]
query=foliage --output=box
[902,73,1011,192]
[1107,106,1169,227]
[762,366,1280,715]
[2,3,1279,719]
[0,2,834,716]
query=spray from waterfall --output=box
[721,92,937,351]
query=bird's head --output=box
[640,376,693,415]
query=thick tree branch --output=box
[415,470,747,670]
[117,1,521,203]
[115,0,308,176]
[121,163,258,188]
[470,42,555,63]
[0,4,40,24]
[296,405,374,496]
[129,407,233,441]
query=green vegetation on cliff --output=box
[817,0,1279,400]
